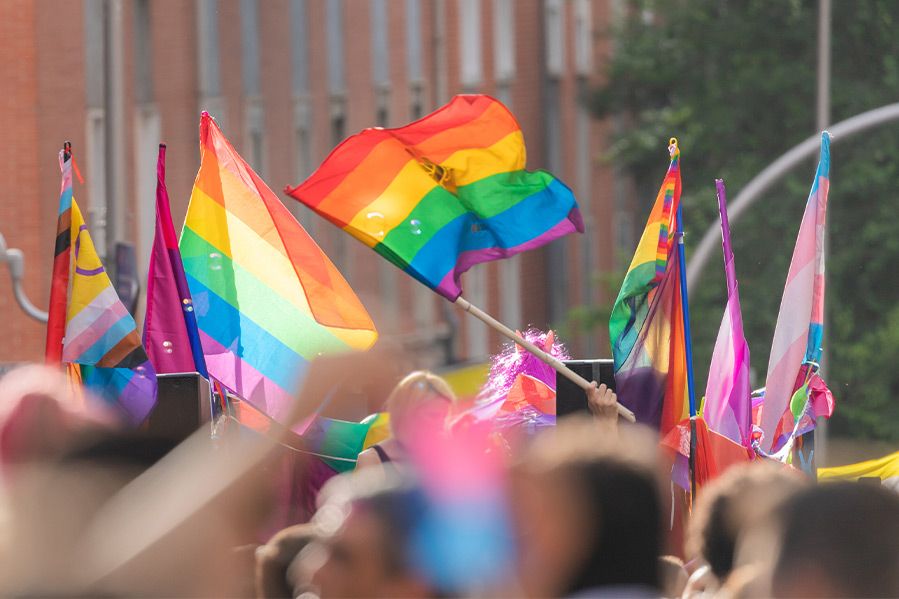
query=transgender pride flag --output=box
[757,132,831,452]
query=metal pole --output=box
[0,233,49,322]
[676,204,698,498]
[813,0,832,470]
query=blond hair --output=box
[386,371,455,436]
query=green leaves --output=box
[579,0,899,441]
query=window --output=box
[134,107,160,277]
[197,0,221,98]
[465,267,489,359]
[245,99,266,177]
[574,0,592,76]
[133,0,153,104]
[500,257,522,328]
[459,0,483,88]
[290,0,309,96]
[326,0,345,94]
[84,109,108,258]
[405,0,423,83]
[492,0,515,82]
[240,0,261,95]
[371,0,389,88]
[545,0,564,76]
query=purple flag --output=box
[143,144,208,376]
[703,179,751,447]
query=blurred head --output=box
[687,461,807,581]
[512,418,663,596]
[310,471,435,598]
[387,371,455,444]
[0,364,112,473]
[771,482,899,598]
[255,524,317,598]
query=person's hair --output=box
[255,524,316,598]
[687,461,807,580]
[386,371,456,435]
[771,481,899,598]
[658,555,688,598]
[522,418,663,594]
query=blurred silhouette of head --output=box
[386,371,455,445]
[688,461,807,581]
[513,418,663,596]
[771,481,899,598]
[0,364,113,473]
[310,470,435,598]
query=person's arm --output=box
[586,382,619,435]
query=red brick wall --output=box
[1,0,620,367]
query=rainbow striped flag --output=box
[758,133,832,452]
[45,149,157,423]
[180,113,378,421]
[609,140,688,436]
[285,95,583,300]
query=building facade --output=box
[0,0,630,369]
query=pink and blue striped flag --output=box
[143,144,208,377]
[703,179,751,447]
[757,132,832,452]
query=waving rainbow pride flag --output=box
[180,113,377,421]
[758,132,833,452]
[45,148,157,423]
[609,140,688,436]
[285,94,583,300]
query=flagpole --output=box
[454,296,636,422]
[676,204,698,498]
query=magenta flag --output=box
[143,144,208,376]
[703,179,751,447]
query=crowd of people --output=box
[0,356,897,598]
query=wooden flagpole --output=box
[454,296,636,422]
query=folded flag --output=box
[45,148,157,423]
[180,113,378,421]
[285,94,584,300]
[144,144,208,376]
[703,179,752,447]
[758,133,833,452]
[609,140,688,436]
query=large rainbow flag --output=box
[180,113,378,422]
[609,140,688,436]
[757,132,833,452]
[285,94,583,300]
[45,148,157,423]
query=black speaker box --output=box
[555,359,615,418]
[146,373,211,441]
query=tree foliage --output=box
[585,0,899,441]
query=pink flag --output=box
[758,133,830,452]
[704,179,751,447]
[143,144,208,376]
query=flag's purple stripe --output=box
[432,207,584,299]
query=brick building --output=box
[0,0,632,369]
